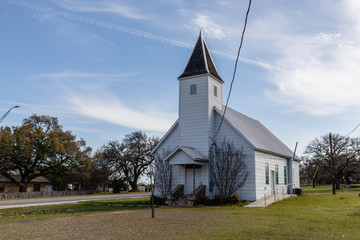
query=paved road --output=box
[0,192,151,209]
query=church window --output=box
[190,84,197,95]
[214,86,217,97]
[265,162,269,184]
[275,164,279,185]
[284,166,287,184]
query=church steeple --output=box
[177,31,223,158]
[178,31,223,83]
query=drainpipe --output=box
[289,142,298,194]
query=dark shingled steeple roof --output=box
[178,31,223,83]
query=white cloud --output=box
[192,14,228,40]
[55,0,146,20]
[263,2,360,116]
[65,94,177,132]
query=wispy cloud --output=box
[7,0,192,49]
[33,71,134,82]
[180,9,229,41]
[6,0,272,70]
[262,2,360,116]
[192,14,228,40]
[211,49,275,70]
[55,0,146,20]
[28,67,177,132]
[65,94,177,132]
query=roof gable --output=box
[164,146,208,165]
[214,107,299,160]
[152,119,179,154]
[178,31,223,82]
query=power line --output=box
[212,0,252,140]
[344,122,360,137]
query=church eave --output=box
[177,72,224,83]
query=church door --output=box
[184,165,201,195]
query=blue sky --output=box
[1,0,360,155]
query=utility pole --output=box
[329,133,335,195]
[150,165,155,218]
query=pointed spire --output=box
[178,31,223,83]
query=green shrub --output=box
[229,194,241,204]
[111,179,127,193]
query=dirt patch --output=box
[0,208,226,240]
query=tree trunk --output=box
[19,183,27,192]
[335,178,341,190]
[130,181,138,191]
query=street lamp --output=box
[0,105,20,124]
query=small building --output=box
[153,32,300,201]
[0,175,50,193]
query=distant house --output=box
[153,32,300,201]
[0,175,50,193]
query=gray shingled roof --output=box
[178,31,223,82]
[0,175,50,183]
[164,146,208,162]
[215,107,299,160]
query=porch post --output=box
[193,165,195,193]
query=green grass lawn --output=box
[302,184,360,193]
[0,189,359,239]
[190,191,360,239]
[0,197,150,224]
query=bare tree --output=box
[211,138,248,199]
[154,148,172,198]
[100,131,159,191]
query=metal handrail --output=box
[263,182,294,207]
[170,184,184,200]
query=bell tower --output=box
[177,31,224,157]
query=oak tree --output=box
[100,131,159,191]
[304,133,360,189]
[0,115,90,192]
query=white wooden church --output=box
[153,32,300,201]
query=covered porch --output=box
[164,146,208,205]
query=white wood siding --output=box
[254,151,289,200]
[179,76,209,157]
[169,151,206,166]
[208,76,223,139]
[211,115,256,201]
[155,124,179,156]
[293,160,300,188]
[179,75,223,158]
[171,165,180,189]
[153,124,180,195]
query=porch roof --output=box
[164,146,208,165]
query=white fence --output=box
[1,190,93,199]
